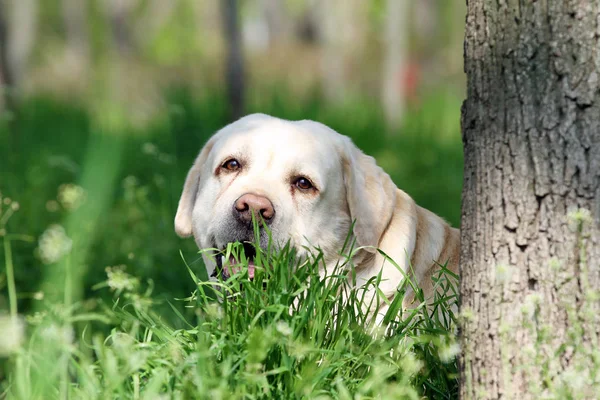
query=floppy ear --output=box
[174,138,216,238]
[341,138,397,252]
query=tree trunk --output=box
[221,0,245,121]
[105,0,136,56]
[261,0,290,47]
[381,0,409,131]
[317,0,366,102]
[137,0,177,46]
[62,0,90,80]
[0,0,14,110]
[460,1,600,399]
[63,0,89,55]
[6,0,38,89]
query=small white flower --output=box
[0,314,25,356]
[438,340,461,363]
[38,224,73,264]
[110,332,135,351]
[400,351,424,376]
[40,323,74,345]
[158,153,174,164]
[46,200,60,212]
[126,293,152,310]
[126,350,148,372]
[122,176,139,188]
[204,303,223,319]
[105,265,139,293]
[275,321,293,336]
[142,142,158,155]
[58,183,86,210]
[25,311,47,325]
[288,340,312,361]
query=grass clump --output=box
[1,235,459,399]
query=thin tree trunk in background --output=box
[261,0,289,47]
[461,1,600,398]
[137,0,177,46]
[98,0,140,121]
[221,0,244,121]
[106,0,136,56]
[381,0,409,131]
[318,0,346,102]
[62,0,90,78]
[317,0,366,102]
[63,0,90,56]
[6,0,38,89]
[0,0,14,111]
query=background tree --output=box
[104,0,137,57]
[222,0,245,121]
[61,0,90,85]
[381,0,409,130]
[260,0,291,48]
[317,0,367,103]
[62,1,90,62]
[461,1,600,398]
[6,0,38,89]
[0,0,13,110]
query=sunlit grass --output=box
[2,232,460,399]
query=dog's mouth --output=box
[212,242,258,280]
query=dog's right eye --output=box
[221,159,241,171]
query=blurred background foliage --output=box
[0,0,465,321]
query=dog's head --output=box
[175,114,397,278]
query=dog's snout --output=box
[233,193,275,224]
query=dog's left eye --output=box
[294,177,313,190]
[222,159,241,171]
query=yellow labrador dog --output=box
[175,114,459,321]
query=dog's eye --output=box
[294,177,313,191]
[222,159,241,171]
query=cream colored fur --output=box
[175,114,459,323]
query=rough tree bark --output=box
[461,1,600,399]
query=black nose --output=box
[233,193,275,225]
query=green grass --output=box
[2,234,459,399]
[0,87,463,397]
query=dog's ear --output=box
[341,138,397,252]
[174,138,216,238]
